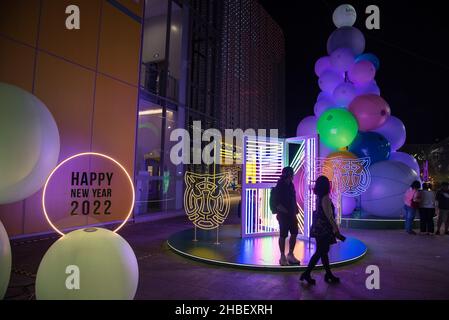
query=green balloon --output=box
[36,228,138,300]
[317,108,358,149]
[0,220,12,300]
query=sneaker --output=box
[279,255,289,266]
[287,253,300,265]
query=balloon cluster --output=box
[296,4,420,217]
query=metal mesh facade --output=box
[219,0,286,135]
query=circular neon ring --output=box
[42,152,135,236]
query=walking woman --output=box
[300,176,343,285]
[418,183,436,235]
[403,181,421,235]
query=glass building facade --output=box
[135,0,285,216]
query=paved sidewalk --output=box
[5,215,449,300]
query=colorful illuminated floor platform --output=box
[167,225,367,271]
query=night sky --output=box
[259,0,449,144]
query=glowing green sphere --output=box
[317,108,358,149]
[0,82,60,204]
[0,220,12,300]
[36,228,138,300]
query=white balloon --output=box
[333,4,357,28]
[0,83,60,204]
[0,220,12,300]
[36,228,139,300]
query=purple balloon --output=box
[314,56,332,77]
[330,48,355,72]
[348,60,376,85]
[373,116,406,151]
[296,116,318,137]
[389,152,420,177]
[342,196,357,216]
[361,161,419,218]
[314,97,335,117]
[327,26,366,55]
[317,91,333,101]
[355,81,381,96]
[318,70,344,94]
[333,82,356,106]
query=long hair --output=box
[314,175,330,198]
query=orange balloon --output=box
[323,151,357,182]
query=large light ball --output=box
[0,83,60,204]
[373,116,406,151]
[333,82,357,106]
[318,70,344,94]
[348,94,391,131]
[342,196,357,216]
[36,228,139,300]
[314,56,332,77]
[327,26,365,56]
[348,60,376,85]
[355,53,380,70]
[333,4,357,28]
[296,116,318,137]
[349,131,391,164]
[0,220,11,300]
[317,108,358,149]
[389,152,420,177]
[361,161,419,218]
[330,48,355,72]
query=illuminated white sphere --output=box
[0,220,12,300]
[0,83,60,204]
[333,4,357,28]
[36,228,139,300]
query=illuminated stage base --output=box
[167,225,367,271]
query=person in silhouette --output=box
[300,176,344,285]
[271,167,301,266]
[403,181,421,235]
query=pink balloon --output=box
[348,60,376,85]
[373,116,406,151]
[342,196,357,216]
[355,81,381,96]
[315,56,332,77]
[348,94,391,131]
[330,48,355,72]
[296,116,318,137]
[333,82,356,106]
[318,70,344,94]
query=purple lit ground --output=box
[5,211,449,300]
[167,225,367,270]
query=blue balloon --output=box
[355,53,380,70]
[349,132,391,164]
